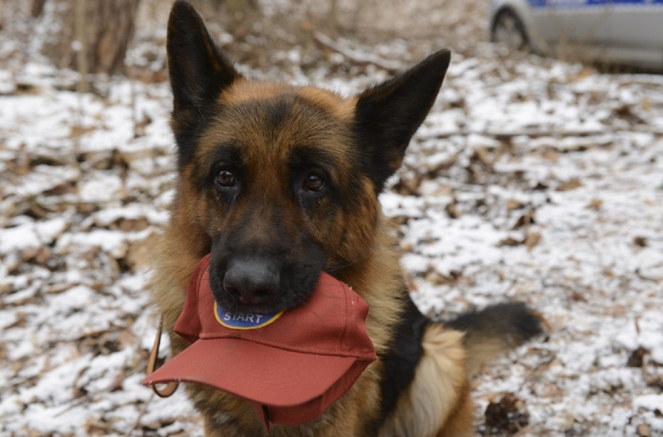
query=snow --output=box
[0,222,42,253]
[2,1,663,436]
[78,174,125,203]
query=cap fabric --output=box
[143,254,376,428]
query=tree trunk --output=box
[41,0,140,75]
[329,0,339,33]
[32,0,48,17]
[226,0,258,19]
[225,0,259,27]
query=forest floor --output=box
[1,0,663,436]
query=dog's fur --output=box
[150,2,543,436]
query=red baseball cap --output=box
[143,254,376,428]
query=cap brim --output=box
[143,338,358,407]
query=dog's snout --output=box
[223,258,280,306]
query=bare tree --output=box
[32,0,48,17]
[39,0,140,76]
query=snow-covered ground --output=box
[2,2,663,436]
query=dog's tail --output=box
[445,302,545,376]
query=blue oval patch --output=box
[214,303,283,330]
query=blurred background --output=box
[3,0,660,95]
[0,0,497,85]
[1,1,663,437]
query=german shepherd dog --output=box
[151,1,543,436]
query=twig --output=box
[635,268,662,284]
[129,65,138,138]
[123,392,154,437]
[53,393,92,417]
[313,32,402,73]
[415,127,663,141]
[75,0,88,94]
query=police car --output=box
[489,0,663,69]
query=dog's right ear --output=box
[354,50,451,194]
[167,1,241,164]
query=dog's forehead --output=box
[221,80,357,120]
[196,80,358,168]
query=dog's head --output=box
[167,1,450,314]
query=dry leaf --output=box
[633,236,648,247]
[557,178,582,192]
[43,182,77,196]
[446,199,461,219]
[498,237,522,247]
[117,217,149,232]
[125,232,160,272]
[506,199,523,211]
[484,393,529,436]
[627,347,649,368]
[637,423,651,437]
[570,291,587,302]
[525,231,541,252]
[543,150,559,162]
[425,270,452,286]
[586,198,603,210]
[513,211,536,229]
[70,125,95,138]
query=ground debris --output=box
[627,347,650,368]
[483,393,529,436]
[2,1,663,436]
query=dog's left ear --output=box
[354,50,451,193]
[167,0,242,167]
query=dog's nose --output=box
[223,258,280,305]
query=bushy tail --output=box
[445,302,545,376]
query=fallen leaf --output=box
[525,231,541,252]
[646,375,663,390]
[425,270,453,286]
[557,178,582,192]
[506,199,523,211]
[43,182,77,196]
[637,423,651,437]
[26,202,50,219]
[498,237,522,247]
[484,393,529,436]
[117,217,149,233]
[125,232,160,272]
[513,211,536,229]
[633,236,648,247]
[70,125,95,138]
[627,347,649,368]
[586,198,603,210]
[446,198,461,219]
[392,172,421,196]
[570,291,587,302]
[300,20,314,32]
[543,150,559,162]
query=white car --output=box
[489,0,663,69]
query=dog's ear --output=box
[167,1,241,165]
[354,50,451,193]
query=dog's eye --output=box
[303,172,325,192]
[216,170,236,188]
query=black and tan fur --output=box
[151,2,543,436]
